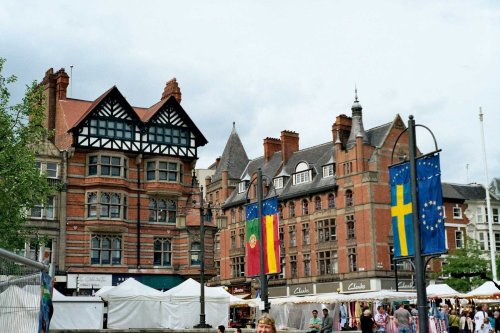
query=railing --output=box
[0,248,50,332]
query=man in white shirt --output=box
[474,304,490,333]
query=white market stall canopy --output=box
[465,280,500,299]
[51,289,104,330]
[426,284,465,298]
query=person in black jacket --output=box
[360,309,375,333]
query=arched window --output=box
[345,190,353,207]
[190,242,201,265]
[154,238,172,266]
[100,193,110,217]
[231,209,236,224]
[346,215,355,239]
[289,201,296,218]
[314,196,322,211]
[328,193,335,209]
[294,162,311,185]
[87,192,97,217]
[302,199,309,215]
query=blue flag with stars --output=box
[417,153,446,255]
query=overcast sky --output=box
[1,0,499,184]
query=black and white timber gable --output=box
[70,87,207,158]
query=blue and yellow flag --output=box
[417,154,446,255]
[390,162,415,257]
[389,153,446,258]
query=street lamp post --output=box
[192,172,212,328]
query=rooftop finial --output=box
[354,85,358,102]
[232,121,236,133]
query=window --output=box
[278,205,283,220]
[328,193,335,209]
[238,208,243,222]
[86,192,127,219]
[35,161,59,179]
[452,205,462,219]
[302,224,310,245]
[90,119,134,139]
[30,196,56,219]
[293,162,311,185]
[88,155,127,177]
[230,209,236,224]
[154,238,172,266]
[289,225,297,246]
[495,233,500,251]
[477,207,484,223]
[455,231,464,249]
[238,228,245,248]
[230,230,236,249]
[273,177,284,189]
[149,198,176,223]
[290,255,297,278]
[323,164,334,178]
[147,125,189,146]
[345,189,353,207]
[303,254,311,277]
[318,250,338,275]
[314,196,322,211]
[348,248,357,272]
[493,208,499,223]
[478,232,487,250]
[214,234,220,251]
[238,181,247,193]
[316,218,336,242]
[289,202,295,218]
[146,161,178,182]
[190,242,201,265]
[302,199,309,215]
[279,227,285,251]
[91,235,122,265]
[346,215,355,239]
[343,162,352,175]
[231,256,245,277]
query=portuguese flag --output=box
[245,197,281,277]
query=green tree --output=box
[0,58,54,250]
[440,237,490,292]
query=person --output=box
[360,309,375,333]
[441,304,450,329]
[449,309,460,333]
[374,305,389,333]
[409,304,418,317]
[493,310,500,333]
[320,308,333,333]
[474,304,490,333]
[256,313,276,333]
[218,325,226,333]
[236,328,242,333]
[393,303,412,333]
[308,309,322,333]
[459,311,473,333]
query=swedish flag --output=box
[390,162,415,257]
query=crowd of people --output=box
[302,303,500,333]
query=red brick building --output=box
[38,68,215,293]
[207,93,421,298]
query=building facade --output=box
[207,94,423,299]
[33,68,215,293]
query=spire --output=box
[211,123,249,182]
[346,88,368,148]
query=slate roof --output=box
[211,125,249,182]
[490,178,500,197]
[441,182,499,202]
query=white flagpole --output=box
[479,107,497,281]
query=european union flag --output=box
[417,153,446,255]
[389,162,415,257]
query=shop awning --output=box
[139,275,185,291]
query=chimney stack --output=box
[332,114,352,148]
[55,69,69,100]
[42,68,56,133]
[263,137,281,161]
[280,130,299,163]
[161,78,182,103]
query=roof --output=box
[441,182,499,201]
[211,125,249,182]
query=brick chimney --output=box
[332,114,352,148]
[161,78,182,103]
[263,137,281,161]
[41,68,56,133]
[55,69,69,100]
[280,130,299,163]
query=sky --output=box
[1,0,499,185]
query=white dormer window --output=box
[273,177,284,189]
[238,181,247,193]
[323,164,334,178]
[293,162,311,185]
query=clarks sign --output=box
[340,279,371,293]
[292,283,314,295]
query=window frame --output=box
[153,238,172,266]
[146,160,179,182]
[90,234,122,265]
[86,191,127,220]
[322,164,334,178]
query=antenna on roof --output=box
[70,65,74,97]
[466,163,469,183]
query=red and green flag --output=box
[245,197,281,277]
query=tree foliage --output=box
[0,58,54,250]
[440,237,491,293]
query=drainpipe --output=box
[136,154,142,268]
